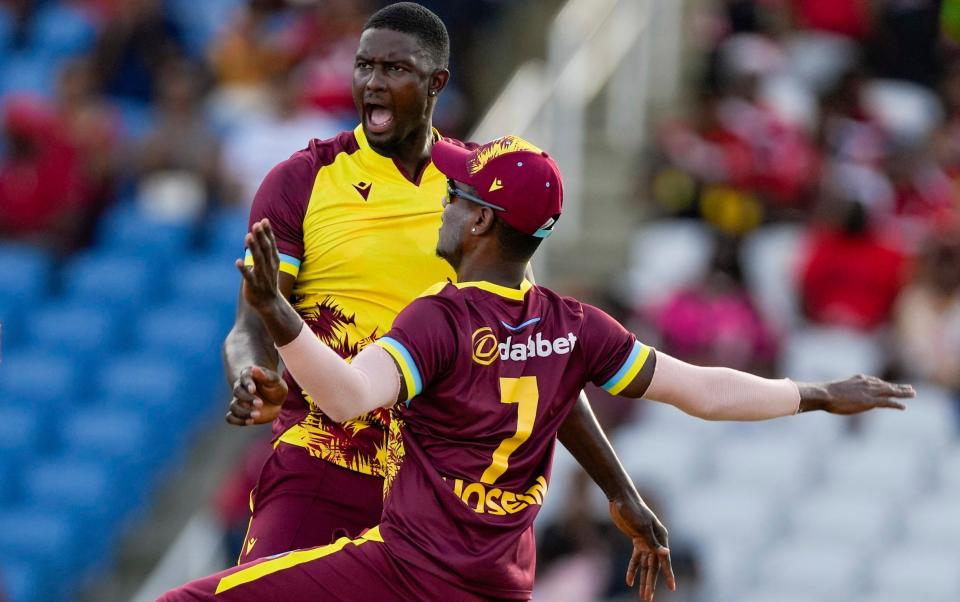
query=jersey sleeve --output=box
[373,295,458,404]
[244,151,315,278]
[580,303,653,395]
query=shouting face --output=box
[352,28,445,153]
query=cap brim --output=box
[431,139,474,184]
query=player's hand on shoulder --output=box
[226,365,288,426]
[236,218,282,312]
[609,496,676,601]
[798,374,915,415]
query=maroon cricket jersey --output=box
[372,280,651,599]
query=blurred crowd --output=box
[0,0,497,256]
[640,0,960,391]
[535,2,960,600]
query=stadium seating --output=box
[787,489,899,550]
[28,3,97,59]
[0,229,234,601]
[780,326,885,382]
[741,223,805,330]
[61,252,156,314]
[710,435,818,498]
[755,540,867,601]
[627,219,713,308]
[0,244,53,308]
[860,384,958,449]
[822,438,932,501]
[866,545,960,602]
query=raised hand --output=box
[226,365,288,426]
[609,496,676,601]
[235,218,305,347]
[236,219,282,312]
[798,375,915,415]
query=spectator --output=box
[206,0,297,128]
[894,229,960,391]
[136,59,226,218]
[866,0,943,89]
[650,234,779,374]
[293,0,370,117]
[92,0,185,103]
[219,69,340,205]
[799,196,907,330]
[55,58,122,212]
[788,0,871,40]
[0,95,94,252]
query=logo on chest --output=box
[352,181,373,201]
[471,326,577,364]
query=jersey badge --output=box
[353,181,373,201]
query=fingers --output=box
[248,228,272,288]
[872,379,916,398]
[235,257,256,287]
[643,553,658,601]
[225,411,251,426]
[251,365,279,386]
[658,547,677,591]
[626,547,640,588]
[875,399,907,410]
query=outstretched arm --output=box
[619,349,914,419]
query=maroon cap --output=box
[432,135,563,238]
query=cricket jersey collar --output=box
[455,279,533,301]
[353,124,442,187]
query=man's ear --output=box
[429,69,449,97]
[473,207,496,235]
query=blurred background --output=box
[0,0,957,601]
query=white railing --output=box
[472,0,683,244]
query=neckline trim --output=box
[455,279,533,301]
[353,124,441,186]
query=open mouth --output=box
[364,103,395,134]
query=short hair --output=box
[494,217,543,263]
[364,3,450,69]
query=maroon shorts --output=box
[236,442,384,564]
[158,527,501,602]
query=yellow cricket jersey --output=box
[244,124,459,477]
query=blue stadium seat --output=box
[0,5,14,55]
[0,349,79,415]
[0,51,57,98]
[59,409,158,478]
[98,354,187,422]
[137,303,225,375]
[97,204,196,264]
[25,302,118,368]
[61,252,156,313]
[169,254,240,321]
[0,299,19,351]
[0,559,42,602]
[21,458,120,561]
[167,0,244,57]
[0,407,40,502]
[0,243,52,308]
[0,456,12,506]
[205,206,249,259]
[110,98,155,141]
[0,508,79,578]
[28,3,97,59]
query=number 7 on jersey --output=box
[480,376,539,485]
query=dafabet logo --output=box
[471,327,499,365]
[471,326,578,365]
